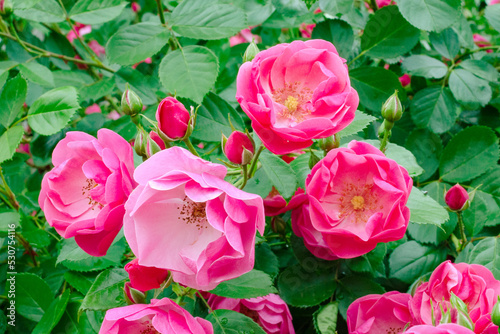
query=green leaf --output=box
[209,269,277,298]
[405,129,443,182]
[364,140,424,177]
[337,111,376,138]
[0,210,20,236]
[410,86,460,134]
[485,4,500,32]
[18,62,54,88]
[278,264,337,307]
[361,6,420,59]
[255,243,279,279]
[69,0,127,25]
[290,233,337,271]
[14,0,65,23]
[258,151,297,199]
[0,75,27,128]
[464,238,500,279]
[389,241,447,284]
[349,67,405,112]
[27,86,80,136]
[115,68,158,105]
[439,126,499,183]
[336,276,385,318]
[170,0,247,40]
[471,166,500,198]
[206,309,266,334]
[407,187,449,227]
[314,302,338,334]
[63,271,95,295]
[80,268,128,312]
[32,290,70,334]
[463,190,500,234]
[0,126,24,164]
[397,0,461,32]
[272,0,308,17]
[449,69,492,107]
[311,19,354,58]
[106,23,170,66]
[14,273,53,322]
[346,244,386,275]
[0,61,17,77]
[189,92,245,142]
[289,152,311,189]
[407,216,457,246]
[79,77,115,102]
[457,60,499,83]
[159,45,219,104]
[319,0,352,17]
[429,28,460,59]
[401,55,448,79]
[57,238,126,272]
[451,15,474,49]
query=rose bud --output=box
[133,128,147,158]
[121,84,143,117]
[156,97,190,141]
[445,184,469,211]
[124,259,170,292]
[124,282,146,305]
[492,297,500,327]
[381,90,403,123]
[146,131,166,157]
[243,40,260,62]
[223,131,255,165]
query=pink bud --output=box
[88,40,105,57]
[146,131,166,157]
[131,2,140,12]
[85,103,101,115]
[124,259,169,292]
[445,184,469,211]
[490,0,500,5]
[399,73,411,87]
[224,131,254,165]
[124,282,146,305]
[299,23,316,39]
[156,97,190,140]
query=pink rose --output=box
[295,141,412,259]
[208,294,294,334]
[264,188,305,217]
[99,298,213,333]
[404,324,475,334]
[125,258,169,292]
[66,23,91,43]
[490,0,500,5]
[39,129,136,256]
[347,291,412,334]
[410,261,500,332]
[399,73,411,87]
[445,184,469,211]
[131,1,140,12]
[85,103,101,115]
[88,40,106,57]
[377,0,394,7]
[236,40,359,155]
[156,97,190,140]
[107,110,121,120]
[132,57,153,69]
[223,131,254,165]
[123,147,265,290]
[299,23,315,38]
[473,34,493,53]
[230,28,261,47]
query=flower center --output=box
[337,182,382,223]
[81,179,102,209]
[272,82,313,123]
[351,196,365,210]
[240,304,260,324]
[386,327,402,334]
[178,196,207,230]
[140,323,159,334]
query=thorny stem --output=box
[0,167,19,210]
[379,128,391,153]
[457,211,467,251]
[156,0,166,25]
[248,145,264,178]
[239,165,248,190]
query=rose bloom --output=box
[207,294,294,334]
[410,261,500,333]
[294,141,412,259]
[230,28,261,47]
[123,147,265,290]
[39,129,135,256]
[236,40,359,155]
[347,291,412,334]
[299,23,315,38]
[99,298,213,333]
[404,324,475,334]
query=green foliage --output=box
[209,270,277,298]
[206,309,267,334]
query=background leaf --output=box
[209,270,277,298]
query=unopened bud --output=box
[445,184,470,212]
[146,131,166,157]
[243,41,260,62]
[319,135,339,153]
[492,297,500,327]
[124,283,146,305]
[223,131,255,165]
[134,128,147,158]
[381,90,403,123]
[156,97,191,141]
[121,84,143,117]
[309,151,321,169]
[271,216,287,235]
[450,293,474,330]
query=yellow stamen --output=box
[284,96,298,113]
[351,196,365,210]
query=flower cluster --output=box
[347,261,500,334]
